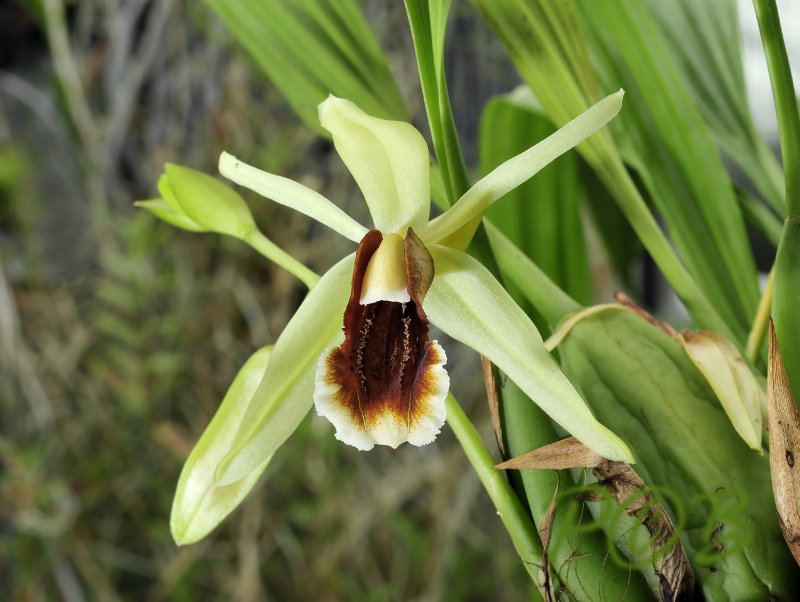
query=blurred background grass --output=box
[0,1,538,600]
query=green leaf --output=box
[471,0,735,343]
[171,346,274,545]
[557,310,800,599]
[205,0,406,134]
[496,379,655,600]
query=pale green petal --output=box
[219,151,368,243]
[135,199,207,233]
[215,254,354,485]
[165,163,256,238]
[171,346,274,545]
[425,245,633,462]
[318,95,430,234]
[424,91,624,244]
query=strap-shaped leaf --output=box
[577,0,760,338]
[644,0,785,216]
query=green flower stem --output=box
[404,0,471,206]
[241,228,320,289]
[444,393,549,594]
[746,267,774,365]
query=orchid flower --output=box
[169,92,633,544]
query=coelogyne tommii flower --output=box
[164,92,633,543]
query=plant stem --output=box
[242,229,320,289]
[444,394,549,595]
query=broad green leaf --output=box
[479,92,591,309]
[205,0,406,135]
[576,0,760,340]
[318,95,430,234]
[171,346,273,545]
[216,254,354,485]
[425,244,633,463]
[557,310,798,599]
[219,151,368,243]
[425,91,623,244]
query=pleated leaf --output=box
[557,310,798,600]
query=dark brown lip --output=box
[318,229,444,444]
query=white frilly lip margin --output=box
[312,341,449,451]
